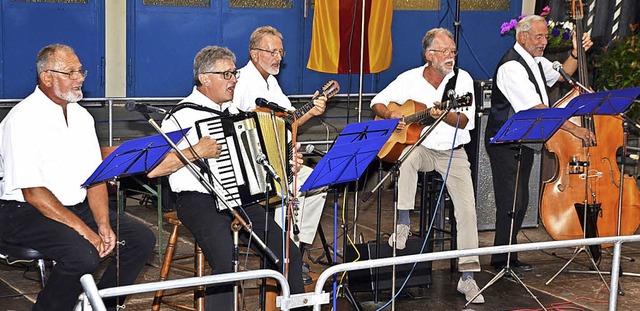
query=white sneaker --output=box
[457,277,485,304]
[388,224,410,250]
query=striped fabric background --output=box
[307,0,393,74]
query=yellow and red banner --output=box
[307,0,393,74]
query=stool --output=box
[0,240,47,288]
[416,171,457,271]
[152,212,206,311]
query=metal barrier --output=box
[75,269,299,311]
[74,235,638,311]
[311,235,639,311]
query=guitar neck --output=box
[405,107,431,124]
[575,16,589,88]
[404,98,455,124]
[284,98,315,124]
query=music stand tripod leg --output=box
[316,222,335,265]
[330,186,364,311]
[466,145,548,311]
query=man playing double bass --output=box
[486,15,595,273]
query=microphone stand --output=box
[258,162,284,310]
[362,106,454,309]
[141,113,280,265]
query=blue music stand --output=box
[300,119,398,192]
[489,108,575,145]
[468,107,582,310]
[565,87,640,116]
[83,128,188,187]
[299,118,397,310]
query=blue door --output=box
[0,0,104,99]
[127,0,304,97]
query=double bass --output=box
[539,0,640,260]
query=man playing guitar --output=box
[370,28,484,304]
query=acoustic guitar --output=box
[255,80,340,125]
[284,80,340,125]
[375,93,473,163]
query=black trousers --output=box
[0,199,155,311]
[486,143,535,266]
[175,192,305,311]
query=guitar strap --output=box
[165,101,230,118]
[420,67,459,126]
[440,67,459,103]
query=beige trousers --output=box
[398,146,481,272]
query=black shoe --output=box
[302,271,313,286]
[491,262,506,272]
[511,260,532,272]
[504,268,523,279]
[491,263,523,279]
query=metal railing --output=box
[75,235,639,311]
[312,235,640,311]
[0,95,357,146]
[76,269,295,311]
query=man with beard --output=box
[370,28,484,304]
[486,15,594,272]
[0,44,155,310]
[231,26,327,280]
[148,45,305,310]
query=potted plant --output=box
[595,24,640,121]
[500,6,574,53]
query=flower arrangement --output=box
[500,6,574,52]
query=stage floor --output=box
[1,184,639,310]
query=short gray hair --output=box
[36,44,75,77]
[516,15,546,37]
[421,28,454,55]
[249,26,283,50]
[193,46,236,86]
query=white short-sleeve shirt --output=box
[495,43,560,112]
[231,60,292,111]
[370,65,476,150]
[162,87,238,193]
[0,86,102,205]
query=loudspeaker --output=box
[345,239,432,292]
[465,80,540,231]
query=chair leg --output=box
[195,243,205,311]
[152,223,180,311]
[37,259,46,288]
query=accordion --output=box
[195,111,292,211]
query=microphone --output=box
[552,61,576,85]
[305,144,326,157]
[125,101,167,115]
[255,98,288,113]
[255,154,281,182]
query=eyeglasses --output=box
[427,49,458,56]
[525,32,549,41]
[252,47,286,58]
[202,70,240,80]
[47,69,88,80]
